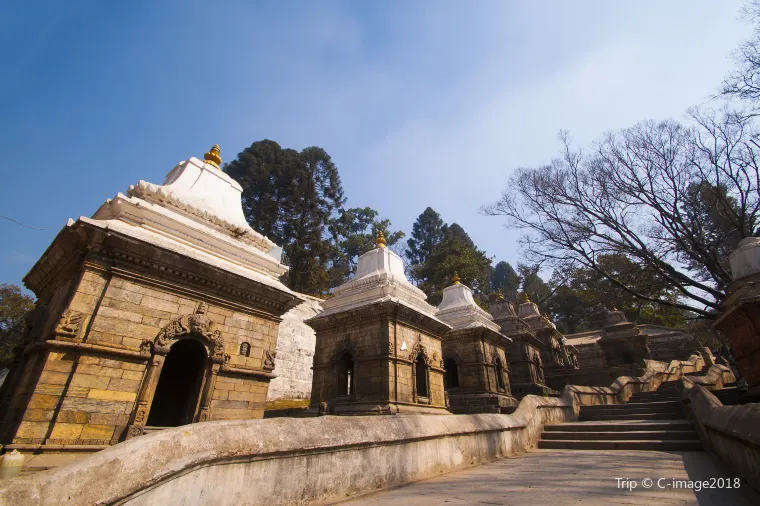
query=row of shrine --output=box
[0,145,679,454]
[304,231,577,415]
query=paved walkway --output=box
[338,450,760,505]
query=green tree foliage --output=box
[544,254,686,333]
[490,261,520,298]
[414,222,491,306]
[517,263,551,306]
[225,140,345,294]
[720,0,760,114]
[328,207,405,286]
[0,284,35,368]
[406,207,445,277]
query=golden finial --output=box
[497,289,504,300]
[376,231,387,248]
[453,272,461,285]
[519,291,531,303]
[203,144,222,169]
[611,305,618,311]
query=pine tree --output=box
[406,207,445,270]
[225,141,345,294]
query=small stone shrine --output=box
[435,275,518,413]
[594,306,650,367]
[305,233,451,415]
[488,291,553,397]
[714,237,760,398]
[0,146,302,452]
[516,293,579,374]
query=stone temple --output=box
[435,275,518,413]
[0,146,303,449]
[305,232,451,415]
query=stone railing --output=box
[0,351,717,505]
[681,367,759,491]
[562,352,706,409]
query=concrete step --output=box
[544,420,694,432]
[579,412,684,421]
[579,407,683,417]
[541,430,698,440]
[537,439,703,451]
[582,401,679,411]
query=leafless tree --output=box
[721,0,760,115]
[483,110,760,318]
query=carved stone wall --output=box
[0,221,300,449]
[306,302,449,415]
[441,328,517,414]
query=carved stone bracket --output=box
[263,350,276,371]
[152,302,226,360]
[54,309,84,341]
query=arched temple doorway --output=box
[146,339,207,427]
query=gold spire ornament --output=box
[453,272,461,285]
[376,231,387,248]
[519,292,531,303]
[203,144,222,169]
[497,289,504,301]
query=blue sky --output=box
[0,0,752,294]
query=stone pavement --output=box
[337,450,760,505]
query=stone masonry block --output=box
[15,421,50,439]
[70,373,110,390]
[28,394,60,410]
[49,423,84,440]
[87,389,137,402]
[38,371,70,386]
[80,424,115,440]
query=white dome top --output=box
[319,244,444,322]
[436,282,503,333]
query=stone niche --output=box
[488,295,553,397]
[305,235,451,415]
[436,280,518,413]
[0,147,302,451]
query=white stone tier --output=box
[319,245,445,323]
[436,283,503,333]
[85,155,293,293]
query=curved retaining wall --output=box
[683,369,759,491]
[0,351,714,505]
[0,395,572,506]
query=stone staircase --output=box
[538,381,703,451]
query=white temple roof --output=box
[435,279,504,334]
[83,147,294,292]
[319,235,446,323]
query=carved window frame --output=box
[410,342,432,404]
[333,338,358,400]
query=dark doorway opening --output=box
[444,358,459,389]
[147,338,207,427]
[415,355,428,398]
[338,353,354,396]
[621,351,634,364]
[495,358,506,390]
